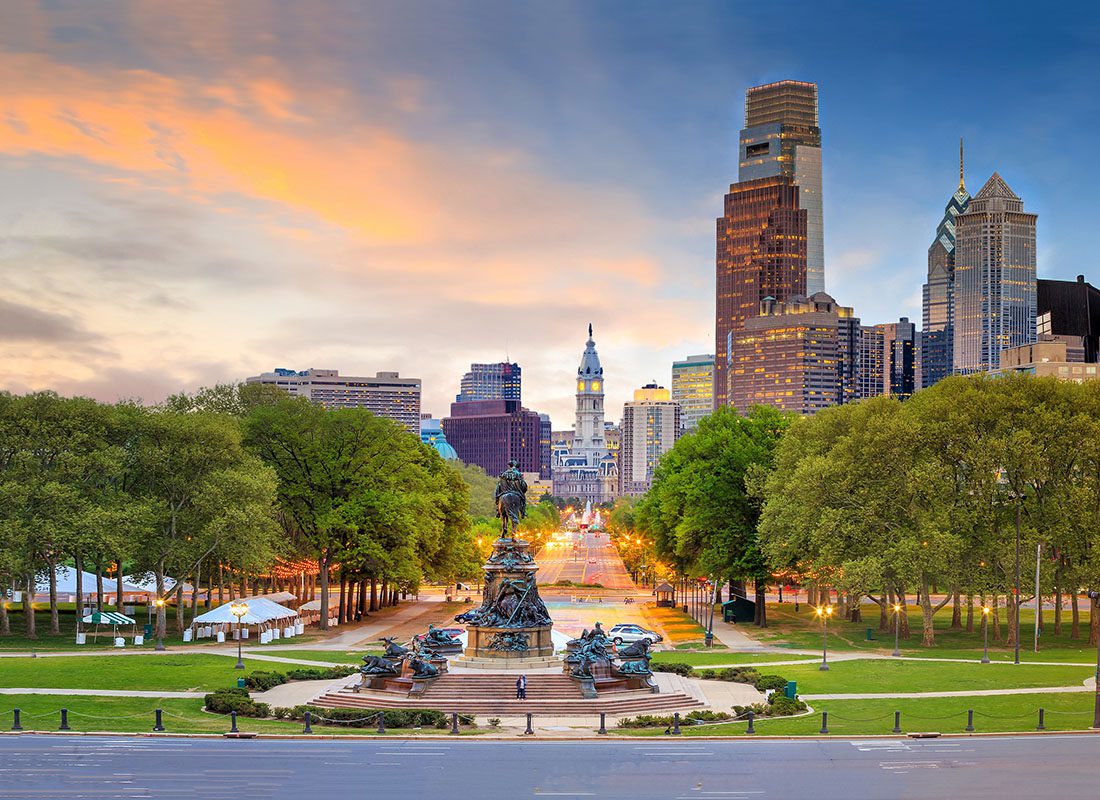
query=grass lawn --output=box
[642,606,707,644]
[652,651,814,667]
[746,603,1098,663]
[251,649,379,664]
[0,695,479,735]
[775,658,1094,694]
[0,653,284,692]
[615,692,1098,736]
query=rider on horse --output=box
[495,460,528,538]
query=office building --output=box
[952,173,1037,374]
[538,413,552,480]
[442,399,542,477]
[552,325,618,504]
[1037,276,1100,363]
[993,338,1100,382]
[857,318,917,400]
[245,368,421,433]
[740,80,824,295]
[921,140,972,388]
[727,292,859,415]
[619,384,681,496]
[455,362,521,403]
[671,354,715,431]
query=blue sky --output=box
[1,1,1098,424]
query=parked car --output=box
[412,626,465,643]
[608,623,663,646]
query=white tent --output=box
[191,603,266,626]
[190,596,301,644]
[34,567,148,600]
[123,574,195,595]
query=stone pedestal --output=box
[459,538,555,661]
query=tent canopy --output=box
[123,574,195,594]
[191,597,298,627]
[252,592,296,604]
[36,567,148,596]
[82,611,135,625]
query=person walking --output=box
[516,674,528,700]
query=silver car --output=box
[608,623,663,646]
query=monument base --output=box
[465,624,554,659]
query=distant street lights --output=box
[981,606,991,664]
[816,604,834,671]
[892,603,902,657]
[231,602,249,669]
[154,597,166,651]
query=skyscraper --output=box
[1037,276,1100,363]
[952,174,1037,374]
[552,325,618,503]
[619,384,681,496]
[456,362,521,403]
[671,354,715,431]
[715,176,807,405]
[740,80,824,295]
[921,140,971,389]
[857,318,917,400]
[442,399,542,477]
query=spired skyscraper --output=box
[921,140,971,389]
[952,173,1037,374]
[551,325,618,504]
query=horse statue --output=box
[494,459,528,539]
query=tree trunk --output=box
[380,578,389,609]
[370,577,378,612]
[174,583,184,632]
[1091,594,1099,647]
[95,564,104,610]
[205,567,213,610]
[337,573,347,624]
[155,567,167,641]
[74,552,84,625]
[992,594,1002,643]
[754,580,767,628]
[23,574,36,638]
[950,589,962,630]
[875,595,888,631]
[318,552,330,631]
[358,580,367,619]
[218,563,225,605]
[1054,575,1062,636]
[1005,591,1018,648]
[965,593,974,633]
[0,586,9,635]
[895,588,911,638]
[47,557,60,634]
[115,561,124,613]
[190,563,201,617]
[1071,591,1080,639]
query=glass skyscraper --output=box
[921,141,970,389]
[671,354,715,431]
[455,362,521,403]
[952,174,1037,374]
[739,81,824,295]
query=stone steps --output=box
[449,655,561,670]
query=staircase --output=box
[312,673,704,716]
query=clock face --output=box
[591,381,601,392]
[577,381,585,392]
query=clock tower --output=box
[572,323,607,458]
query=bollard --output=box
[1037,708,1045,731]
[819,711,828,735]
[59,708,71,731]
[671,712,681,735]
[598,713,607,735]
[229,710,239,734]
[153,709,165,732]
[303,711,313,735]
[893,711,902,734]
[11,709,22,732]
[524,713,534,736]
[450,713,459,736]
[746,710,755,735]
[965,709,974,732]
[377,712,386,735]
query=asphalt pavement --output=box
[2,734,1098,799]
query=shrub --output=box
[754,674,790,692]
[615,710,732,728]
[285,666,358,681]
[488,718,501,728]
[204,689,270,718]
[651,662,694,677]
[288,706,475,729]
[272,707,291,719]
[767,695,807,716]
[244,671,287,691]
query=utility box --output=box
[236,678,247,689]
[721,596,756,623]
[784,681,797,699]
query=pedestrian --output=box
[516,674,528,700]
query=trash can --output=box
[144,623,153,638]
[866,628,874,641]
[784,680,797,699]
[237,678,246,689]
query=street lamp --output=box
[231,602,249,670]
[981,606,991,664]
[997,470,1023,665]
[816,604,834,671]
[892,603,902,657]
[154,597,166,651]
[1088,591,1100,729]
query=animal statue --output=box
[360,654,399,676]
[616,638,652,660]
[379,636,409,658]
[408,655,440,678]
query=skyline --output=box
[2,2,1099,423]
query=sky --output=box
[2,1,1099,425]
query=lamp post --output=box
[1014,499,1021,665]
[231,602,248,670]
[1088,591,1100,729]
[154,597,166,651]
[981,606,991,664]
[816,604,833,671]
[892,603,902,657]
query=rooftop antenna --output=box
[958,137,966,192]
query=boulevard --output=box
[536,531,637,592]
[1,734,1097,799]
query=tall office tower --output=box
[552,325,618,503]
[619,384,682,497]
[1037,276,1100,363]
[246,368,421,433]
[740,80,824,295]
[728,292,859,415]
[715,176,808,405]
[671,354,715,431]
[857,318,917,399]
[538,413,552,479]
[441,399,542,477]
[952,174,1038,374]
[455,362,521,403]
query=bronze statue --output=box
[494,459,528,539]
[408,655,440,678]
[360,654,399,676]
[487,631,530,652]
[379,637,409,659]
[616,637,652,660]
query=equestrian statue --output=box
[494,459,528,539]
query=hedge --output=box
[204,688,271,718]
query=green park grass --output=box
[615,692,1098,736]
[652,651,812,667]
[250,649,377,664]
[0,695,479,736]
[0,653,278,692]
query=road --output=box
[536,530,636,591]
[2,735,1098,799]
